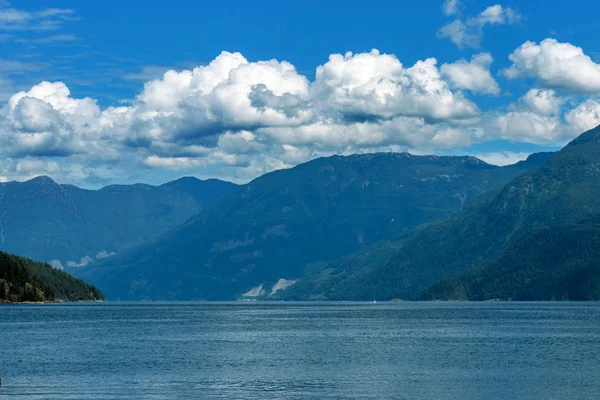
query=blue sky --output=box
[1,0,599,187]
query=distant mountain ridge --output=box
[78,151,553,300]
[0,176,238,267]
[292,126,600,301]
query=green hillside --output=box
[282,126,600,301]
[423,216,600,301]
[0,251,103,303]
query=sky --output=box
[1,0,600,187]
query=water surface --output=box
[1,302,599,399]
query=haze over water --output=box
[2,302,599,399]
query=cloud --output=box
[128,51,311,148]
[503,39,600,93]
[441,53,500,95]
[0,58,42,73]
[481,89,584,144]
[438,4,521,49]
[96,250,116,259]
[67,255,93,268]
[0,75,16,101]
[0,3,76,31]
[442,0,460,16]
[483,89,562,143]
[312,50,479,122]
[143,156,204,170]
[521,88,562,116]
[473,151,530,166]
[1,81,101,157]
[123,66,173,82]
[476,5,521,25]
[0,49,598,186]
[16,34,80,44]
[564,99,600,133]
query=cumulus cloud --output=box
[521,88,562,116]
[0,50,485,181]
[312,50,479,122]
[1,81,101,157]
[481,88,594,145]
[129,51,311,148]
[1,48,599,185]
[441,53,500,95]
[483,89,564,143]
[564,99,600,133]
[503,39,600,93]
[438,4,521,49]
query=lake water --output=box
[1,302,599,399]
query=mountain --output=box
[0,250,103,303]
[422,215,600,301]
[299,126,600,301]
[0,176,238,267]
[78,151,552,300]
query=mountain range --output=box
[0,176,238,268]
[5,124,600,303]
[277,126,600,301]
[75,151,551,300]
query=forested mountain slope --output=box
[79,152,551,300]
[309,126,600,300]
[0,251,103,303]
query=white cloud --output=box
[312,50,478,122]
[564,99,600,133]
[473,151,530,166]
[476,5,520,25]
[504,39,600,93]
[481,88,589,145]
[0,3,76,31]
[96,250,116,259]
[123,66,172,82]
[522,89,562,116]
[143,156,204,170]
[0,49,482,178]
[129,51,311,147]
[2,81,101,157]
[0,75,15,101]
[443,0,460,16]
[67,255,93,268]
[438,4,521,49]
[483,89,564,143]
[1,48,599,186]
[441,53,500,95]
[16,34,79,44]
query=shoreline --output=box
[0,299,105,305]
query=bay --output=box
[1,302,599,399]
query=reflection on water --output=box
[1,302,600,399]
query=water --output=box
[1,302,599,399]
